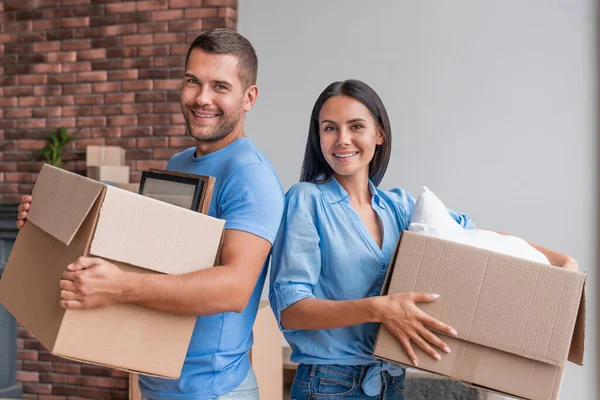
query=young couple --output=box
[16,29,577,400]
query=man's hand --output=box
[17,195,32,229]
[60,257,129,310]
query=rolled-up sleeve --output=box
[269,185,322,332]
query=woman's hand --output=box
[372,292,457,366]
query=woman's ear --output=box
[376,128,385,145]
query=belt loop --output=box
[309,364,317,378]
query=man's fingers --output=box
[410,331,441,361]
[410,292,440,304]
[68,256,102,271]
[59,279,76,292]
[17,211,27,220]
[16,220,24,229]
[60,300,84,310]
[417,326,451,354]
[420,314,458,337]
[60,290,78,301]
[17,203,30,213]
[21,195,32,203]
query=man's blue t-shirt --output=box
[138,138,284,400]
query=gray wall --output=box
[238,1,597,398]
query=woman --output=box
[269,79,577,399]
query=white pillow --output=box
[408,187,550,265]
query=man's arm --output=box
[60,229,271,315]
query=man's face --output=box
[180,49,247,143]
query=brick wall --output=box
[1,0,238,398]
[0,0,238,204]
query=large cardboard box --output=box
[86,145,126,166]
[373,231,585,400]
[87,165,130,184]
[0,165,225,379]
[251,301,283,400]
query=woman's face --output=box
[319,95,384,182]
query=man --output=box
[17,29,284,400]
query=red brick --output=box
[91,59,123,70]
[154,103,179,113]
[90,127,121,138]
[0,98,17,107]
[137,160,168,170]
[154,32,186,44]
[71,138,106,149]
[153,79,181,90]
[61,39,91,51]
[139,68,169,79]
[61,0,91,5]
[106,2,136,13]
[92,82,121,93]
[48,73,77,84]
[3,20,32,33]
[32,19,60,31]
[218,7,237,20]
[170,113,185,124]
[18,119,46,129]
[122,34,153,46]
[39,372,67,384]
[77,48,106,60]
[63,83,92,95]
[33,107,62,117]
[121,58,153,69]
[77,116,106,127]
[110,369,131,378]
[45,51,77,63]
[5,108,33,118]
[23,382,52,394]
[137,136,167,148]
[108,116,137,126]
[108,69,138,80]
[77,71,107,82]
[52,363,80,374]
[203,0,236,6]
[137,0,167,10]
[62,106,91,117]
[104,24,137,36]
[154,148,179,158]
[122,126,151,137]
[62,62,91,73]
[169,20,202,32]
[184,7,218,19]
[19,97,45,107]
[39,395,68,400]
[138,45,169,57]
[0,34,18,43]
[4,86,34,96]
[46,95,75,106]
[170,44,188,56]
[164,126,187,136]
[138,22,168,34]
[153,56,182,68]
[16,349,39,360]
[139,114,170,125]
[32,63,62,74]
[74,94,104,105]
[169,0,200,7]
[105,93,134,104]
[136,92,166,103]
[32,41,61,53]
[106,138,136,147]
[61,17,89,28]
[5,171,39,182]
[121,104,153,115]
[0,142,17,151]
[51,385,80,396]
[107,47,138,59]
[203,18,227,30]
[23,360,52,372]
[47,117,76,128]
[122,80,153,91]
[92,105,121,115]
[152,9,182,20]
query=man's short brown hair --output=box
[185,28,258,89]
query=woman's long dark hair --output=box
[300,79,392,186]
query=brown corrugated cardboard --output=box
[86,145,126,166]
[0,164,225,379]
[373,231,585,400]
[118,183,140,193]
[87,165,130,184]
[250,301,283,400]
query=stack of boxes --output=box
[86,146,139,192]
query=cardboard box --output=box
[0,165,225,379]
[373,231,585,400]
[86,145,126,167]
[118,183,140,193]
[87,165,130,184]
[250,301,283,400]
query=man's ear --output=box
[243,85,258,112]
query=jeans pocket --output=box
[393,374,405,394]
[313,376,356,398]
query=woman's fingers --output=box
[410,330,441,361]
[419,313,458,337]
[398,335,419,367]
[417,325,451,354]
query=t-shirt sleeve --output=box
[218,163,284,244]
[269,185,321,331]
